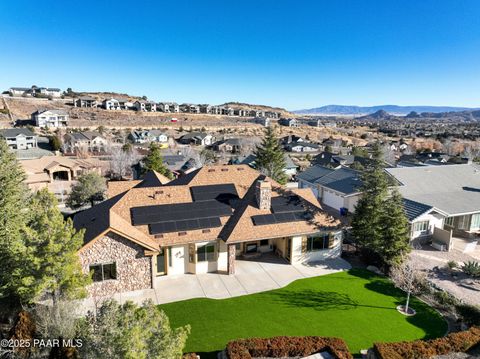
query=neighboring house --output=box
[158,102,179,113]
[178,132,214,146]
[102,98,121,110]
[199,104,213,114]
[286,142,319,152]
[38,88,62,98]
[265,111,280,119]
[74,96,97,108]
[180,103,200,114]
[309,120,337,128]
[129,130,168,146]
[278,118,298,127]
[134,100,157,112]
[8,87,31,96]
[255,117,271,127]
[212,138,243,153]
[31,109,69,128]
[386,164,480,250]
[235,153,298,179]
[73,165,344,297]
[64,131,108,153]
[234,109,249,117]
[322,138,343,151]
[19,156,103,199]
[0,128,37,150]
[297,165,363,214]
[162,154,197,175]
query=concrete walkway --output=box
[90,257,351,308]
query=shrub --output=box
[374,326,480,359]
[456,304,480,326]
[433,290,458,307]
[462,261,480,277]
[226,336,352,359]
[447,260,458,270]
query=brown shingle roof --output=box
[74,165,340,251]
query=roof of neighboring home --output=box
[297,165,362,195]
[297,165,334,182]
[237,154,296,170]
[20,156,102,178]
[0,128,36,138]
[67,131,102,141]
[10,87,30,91]
[386,164,480,216]
[76,96,96,101]
[180,132,209,140]
[73,165,340,251]
[403,198,434,222]
[33,109,68,116]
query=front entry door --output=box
[157,249,166,276]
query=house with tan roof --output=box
[20,155,104,199]
[73,165,344,297]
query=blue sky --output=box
[0,0,479,109]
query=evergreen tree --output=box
[0,139,30,308]
[143,143,174,179]
[20,190,90,303]
[67,172,107,208]
[254,126,287,184]
[77,299,190,359]
[351,142,409,266]
[380,189,410,265]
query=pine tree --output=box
[254,126,287,184]
[0,139,30,308]
[143,143,174,179]
[22,190,90,303]
[351,143,388,253]
[67,172,107,208]
[380,189,411,265]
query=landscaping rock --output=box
[366,265,383,275]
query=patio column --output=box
[227,244,236,275]
[151,255,157,289]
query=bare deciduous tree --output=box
[108,144,140,180]
[390,260,426,315]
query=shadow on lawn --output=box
[263,289,395,311]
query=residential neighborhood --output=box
[1,2,480,359]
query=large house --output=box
[128,130,168,146]
[386,164,480,251]
[73,165,343,297]
[63,131,109,153]
[0,128,37,150]
[158,102,179,113]
[74,96,97,108]
[297,165,363,214]
[31,109,69,128]
[178,132,215,146]
[20,156,103,199]
[133,101,157,112]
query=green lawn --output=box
[159,269,446,356]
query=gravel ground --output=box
[410,246,480,306]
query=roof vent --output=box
[208,169,216,172]
[237,167,245,171]
[154,234,163,239]
[178,232,187,236]
[202,229,211,233]
[221,168,228,172]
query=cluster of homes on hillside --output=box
[73,96,282,118]
[7,86,62,98]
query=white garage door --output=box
[322,190,344,211]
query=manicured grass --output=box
[159,269,447,356]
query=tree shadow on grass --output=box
[263,289,395,311]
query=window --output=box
[458,215,469,230]
[444,217,454,227]
[470,214,480,231]
[89,262,117,282]
[197,244,215,262]
[306,234,329,252]
[260,239,269,246]
[413,221,429,233]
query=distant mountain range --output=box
[293,105,478,115]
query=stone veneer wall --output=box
[79,232,152,298]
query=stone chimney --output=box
[255,180,271,210]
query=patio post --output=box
[228,244,236,275]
